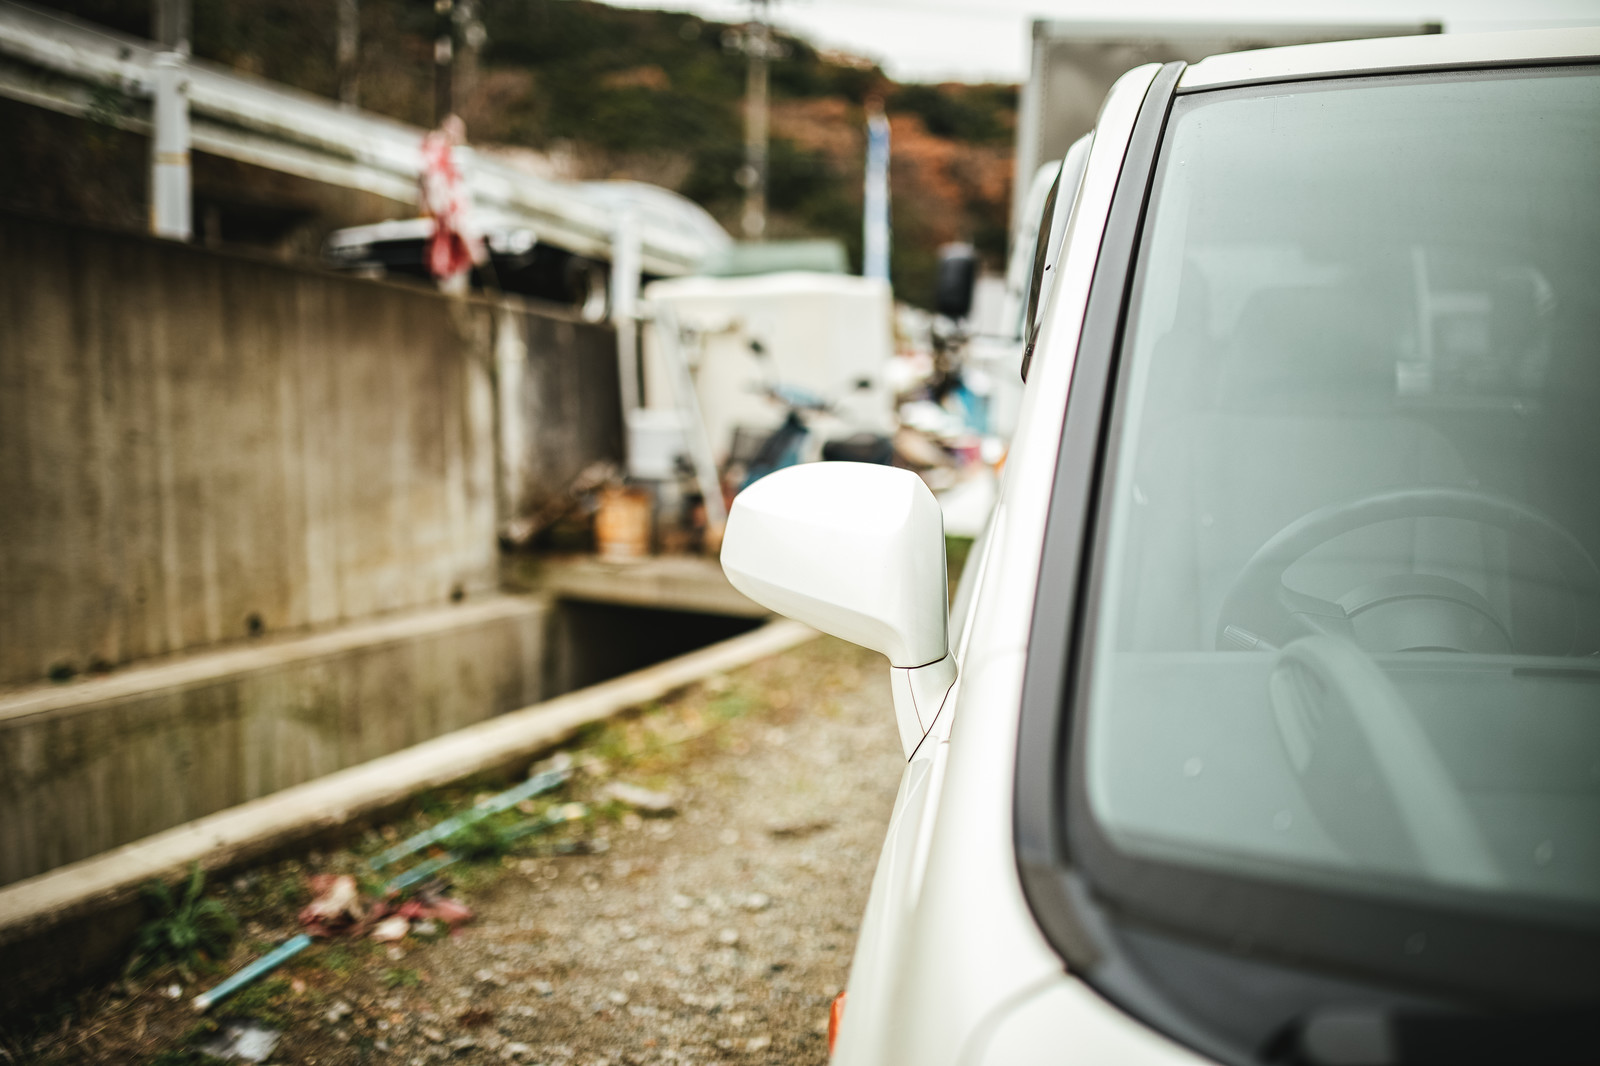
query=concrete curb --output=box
[0,619,816,951]
[0,597,545,725]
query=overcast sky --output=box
[601,0,1600,82]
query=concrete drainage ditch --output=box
[0,558,787,1016]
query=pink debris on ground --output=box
[297,875,366,937]
[397,885,475,928]
[298,872,475,941]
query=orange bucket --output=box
[595,486,652,560]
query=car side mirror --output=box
[721,462,958,758]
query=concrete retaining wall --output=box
[0,211,489,685]
[0,210,622,688]
[0,596,549,886]
[0,209,632,889]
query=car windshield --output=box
[1083,68,1600,944]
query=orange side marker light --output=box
[828,990,848,1057]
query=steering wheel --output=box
[1270,635,1502,888]
[1215,487,1600,655]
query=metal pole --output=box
[740,0,770,241]
[862,98,891,282]
[337,0,360,108]
[152,0,189,53]
[150,51,191,240]
[149,0,191,240]
[455,0,485,109]
[612,208,642,418]
[651,303,728,537]
[433,0,453,125]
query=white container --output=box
[626,407,690,481]
[641,272,895,467]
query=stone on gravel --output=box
[602,781,678,815]
[538,752,575,775]
[196,1020,282,1063]
[372,915,411,942]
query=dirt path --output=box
[11,636,902,1066]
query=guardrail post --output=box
[150,50,191,241]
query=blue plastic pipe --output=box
[191,934,312,1013]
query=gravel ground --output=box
[10,636,901,1066]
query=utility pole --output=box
[455,0,486,112]
[152,0,188,54]
[433,0,453,125]
[150,0,191,240]
[336,0,359,108]
[738,0,772,240]
[862,96,891,282]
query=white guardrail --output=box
[0,0,729,276]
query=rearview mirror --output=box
[721,463,957,757]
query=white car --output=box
[723,28,1600,1066]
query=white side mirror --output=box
[721,462,957,758]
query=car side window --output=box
[1019,167,1063,381]
[1021,134,1092,380]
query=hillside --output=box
[41,0,1017,305]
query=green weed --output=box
[708,690,753,720]
[129,864,237,976]
[224,976,292,1027]
[381,967,422,989]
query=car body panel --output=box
[830,61,1164,1066]
[977,977,1210,1066]
[834,743,947,1063]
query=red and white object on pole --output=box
[418,115,484,288]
